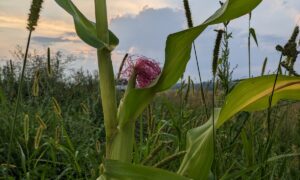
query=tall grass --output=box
[7,0,44,168]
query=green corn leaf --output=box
[217,75,300,127]
[118,0,262,128]
[155,0,262,91]
[55,0,119,50]
[102,160,191,180]
[249,27,259,46]
[118,89,155,128]
[178,75,300,179]
[177,109,218,180]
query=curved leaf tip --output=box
[55,0,119,50]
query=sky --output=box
[0,0,299,81]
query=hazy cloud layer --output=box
[32,33,80,45]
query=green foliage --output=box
[102,160,191,180]
[0,51,104,179]
[217,27,233,95]
[178,109,217,179]
[218,75,300,127]
[55,0,119,50]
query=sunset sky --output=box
[0,0,299,81]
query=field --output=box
[1,0,300,179]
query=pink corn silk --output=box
[121,56,161,88]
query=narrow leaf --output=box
[217,75,300,127]
[261,57,268,76]
[249,27,258,46]
[103,160,191,180]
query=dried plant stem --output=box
[142,141,165,165]
[7,30,32,165]
[262,54,283,178]
[212,77,217,179]
[192,43,209,119]
[153,151,186,168]
[267,54,283,143]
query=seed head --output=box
[212,30,224,77]
[183,0,194,28]
[27,0,44,31]
[289,26,299,43]
[47,48,52,76]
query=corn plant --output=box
[55,0,300,179]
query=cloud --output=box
[107,0,177,18]
[0,15,26,29]
[0,14,74,36]
[110,7,184,60]
[32,33,80,45]
[32,36,67,44]
[228,0,300,38]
